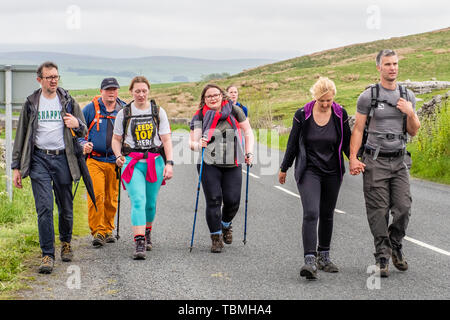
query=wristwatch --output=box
[166,160,174,166]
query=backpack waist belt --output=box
[364,147,405,158]
[122,145,163,158]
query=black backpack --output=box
[121,99,166,161]
[357,84,408,158]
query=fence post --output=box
[5,65,13,200]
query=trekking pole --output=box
[243,163,250,245]
[115,166,121,240]
[190,147,205,252]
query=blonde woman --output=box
[278,77,351,280]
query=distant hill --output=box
[99,27,448,123]
[0,51,275,89]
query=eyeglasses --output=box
[42,75,60,81]
[205,93,221,100]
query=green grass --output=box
[408,97,450,184]
[0,172,88,298]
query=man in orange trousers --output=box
[81,78,126,246]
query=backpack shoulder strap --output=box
[367,83,379,126]
[399,84,408,135]
[85,96,102,139]
[121,103,132,149]
[198,107,204,122]
[150,99,160,130]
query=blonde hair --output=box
[310,77,336,100]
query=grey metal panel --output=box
[0,64,39,109]
[12,70,40,105]
[0,69,5,104]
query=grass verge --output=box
[0,172,88,299]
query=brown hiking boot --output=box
[145,228,152,251]
[300,255,318,280]
[317,251,339,273]
[133,236,146,260]
[392,247,408,271]
[38,255,54,274]
[105,232,116,243]
[210,234,224,253]
[376,257,389,278]
[92,233,106,247]
[61,242,74,262]
[222,225,233,244]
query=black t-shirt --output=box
[305,114,339,175]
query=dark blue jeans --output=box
[29,151,74,258]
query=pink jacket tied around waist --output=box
[121,152,166,189]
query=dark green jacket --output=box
[11,87,87,181]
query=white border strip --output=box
[274,186,449,257]
[274,186,300,198]
[404,236,450,256]
[242,170,260,179]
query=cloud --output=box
[0,0,448,59]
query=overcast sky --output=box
[0,0,448,60]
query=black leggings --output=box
[198,163,242,233]
[297,168,342,256]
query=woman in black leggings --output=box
[279,77,351,280]
[189,84,254,253]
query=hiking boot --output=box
[145,228,152,251]
[61,242,74,262]
[376,257,389,278]
[300,255,318,280]
[105,232,116,244]
[317,251,339,273]
[38,255,54,274]
[133,236,146,260]
[222,224,233,244]
[392,246,408,271]
[210,234,224,253]
[92,233,106,247]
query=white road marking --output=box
[242,169,260,179]
[274,186,300,198]
[404,236,450,256]
[274,186,346,214]
[274,186,450,257]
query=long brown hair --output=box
[129,76,151,92]
[198,83,229,109]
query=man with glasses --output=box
[12,61,87,274]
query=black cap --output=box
[101,77,120,90]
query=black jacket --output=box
[280,101,351,184]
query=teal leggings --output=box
[123,155,165,226]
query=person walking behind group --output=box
[349,49,420,277]
[278,77,351,280]
[227,85,248,117]
[112,76,174,260]
[189,84,254,253]
[81,78,126,247]
[12,61,87,274]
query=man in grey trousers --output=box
[12,61,87,274]
[349,50,421,277]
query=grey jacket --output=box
[11,87,87,181]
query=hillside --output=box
[79,27,449,127]
[0,51,275,89]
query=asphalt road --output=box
[19,131,450,300]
